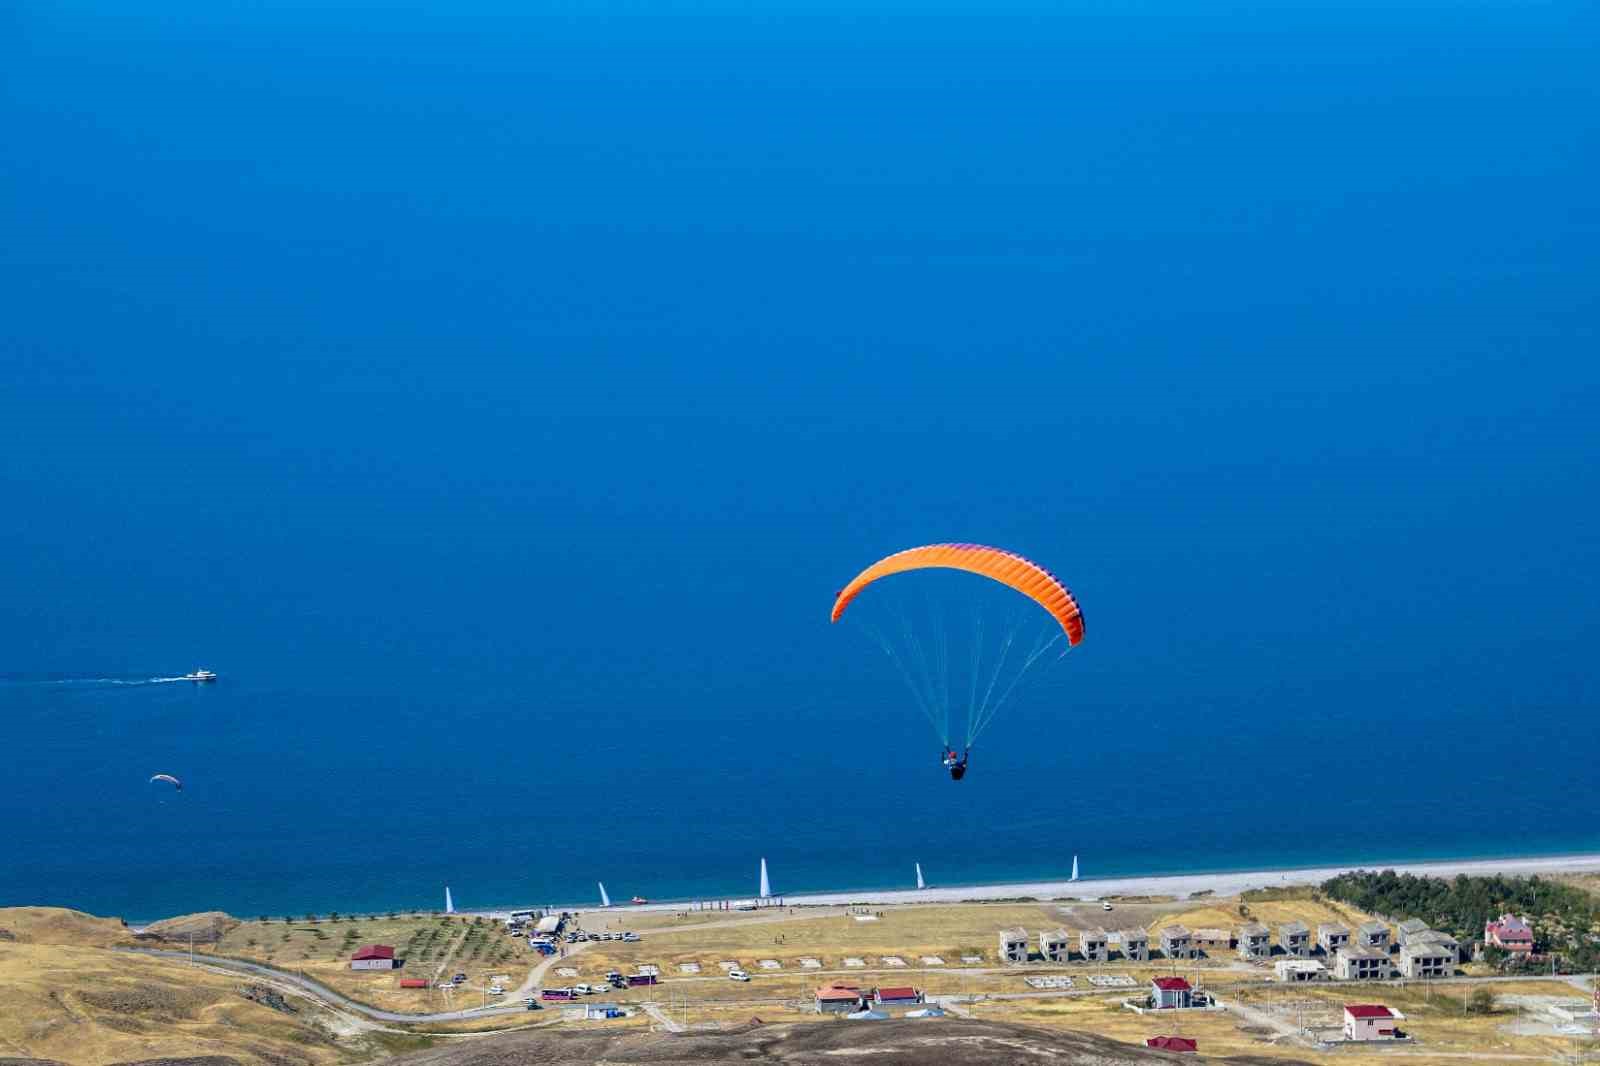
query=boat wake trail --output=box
[1,676,190,688]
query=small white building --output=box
[1275,958,1328,983]
[999,927,1029,964]
[1151,976,1193,1009]
[1343,1003,1402,1040]
[1039,928,1070,963]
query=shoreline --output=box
[471,851,1600,918]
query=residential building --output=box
[1484,914,1534,955]
[999,927,1030,964]
[350,945,398,971]
[1317,922,1350,956]
[1343,1003,1402,1040]
[1039,928,1070,963]
[1237,922,1271,960]
[1275,959,1328,982]
[1192,927,1231,950]
[1151,976,1193,1009]
[1078,927,1109,962]
[1399,942,1454,979]
[1279,920,1311,957]
[815,984,865,1013]
[1335,945,1392,981]
[874,986,923,1007]
[1160,925,1196,960]
[1413,929,1461,961]
[1357,921,1391,950]
[1396,918,1430,946]
[1115,929,1150,962]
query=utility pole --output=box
[188,932,194,967]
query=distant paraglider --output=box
[832,543,1085,779]
[149,773,183,792]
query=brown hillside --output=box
[0,908,127,947]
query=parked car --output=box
[574,983,593,995]
[728,969,750,982]
[452,973,467,984]
[622,932,640,942]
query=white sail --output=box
[444,886,454,914]
[759,857,771,899]
[1070,855,1079,882]
[916,863,925,890]
[599,881,611,907]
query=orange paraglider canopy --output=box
[830,543,1084,646]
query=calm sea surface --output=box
[3,0,1598,920]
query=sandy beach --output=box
[483,852,1600,917]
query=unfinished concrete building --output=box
[1038,928,1070,963]
[1114,929,1149,961]
[1334,944,1393,980]
[1279,920,1311,957]
[1078,927,1108,962]
[1413,929,1461,962]
[1317,922,1350,956]
[1274,959,1328,982]
[1357,921,1391,950]
[1159,925,1196,960]
[1396,918,1429,946]
[1399,941,1455,979]
[999,927,1030,964]
[1237,922,1271,960]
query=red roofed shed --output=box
[351,944,398,970]
[1146,1036,1198,1052]
[873,986,924,1006]
[815,984,865,1014]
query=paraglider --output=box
[149,773,182,791]
[833,543,1084,780]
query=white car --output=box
[622,932,640,942]
[728,969,751,982]
[488,985,506,996]
[1102,902,1113,911]
[574,983,594,994]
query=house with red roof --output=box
[1146,1036,1198,1053]
[1343,1003,1403,1040]
[814,983,865,1014]
[1485,914,1534,955]
[1151,975,1193,1009]
[350,944,398,970]
[873,985,924,1007]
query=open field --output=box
[203,913,528,1013]
[0,938,356,1065]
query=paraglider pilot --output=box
[942,747,969,781]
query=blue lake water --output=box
[2,0,1598,921]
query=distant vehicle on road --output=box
[541,988,574,1001]
[622,932,639,942]
[574,983,593,995]
[729,969,750,982]
[627,974,657,987]
[452,973,467,984]
[1102,902,1113,911]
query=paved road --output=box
[118,947,534,1024]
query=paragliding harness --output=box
[942,747,969,781]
